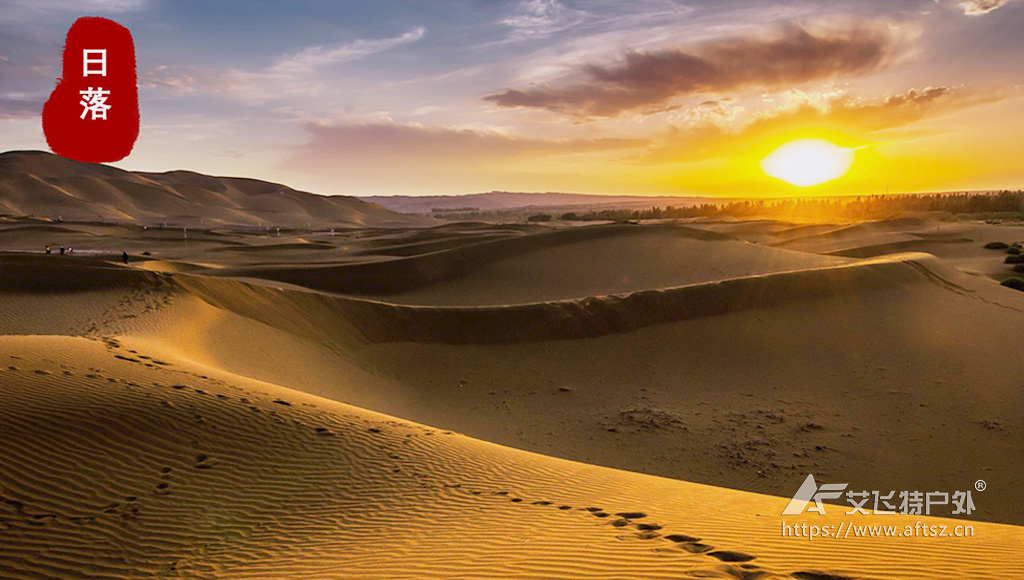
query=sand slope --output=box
[1,333,1021,580]
[0,151,432,228]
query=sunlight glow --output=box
[761,139,854,187]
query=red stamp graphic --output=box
[42,17,139,163]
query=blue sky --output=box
[1,0,1023,196]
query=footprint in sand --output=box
[665,534,701,543]
[194,454,216,469]
[708,550,756,563]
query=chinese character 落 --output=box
[79,87,111,120]
[83,49,107,76]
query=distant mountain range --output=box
[363,192,730,215]
[0,151,432,228]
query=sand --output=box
[0,151,433,228]
[1,203,1024,578]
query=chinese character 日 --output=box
[83,49,107,76]
[79,87,111,120]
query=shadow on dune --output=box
[205,223,736,296]
[179,252,945,344]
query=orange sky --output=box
[1,0,1023,196]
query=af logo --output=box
[782,474,849,516]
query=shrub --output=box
[985,241,1010,250]
[1005,254,1024,264]
[1008,246,1023,255]
[1013,264,1024,273]
[1000,277,1024,292]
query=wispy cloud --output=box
[502,0,588,40]
[0,95,41,120]
[958,0,1017,14]
[269,27,426,75]
[0,0,146,22]
[140,27,428,103]
[281,119,646,191]
[485,21,913,118]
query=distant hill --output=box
[0,151,433,228]
[363,191,728,215]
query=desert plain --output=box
[1,152,1023,579]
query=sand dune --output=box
[1,333,1021,580]
[2,213,1023,578]
[208,224,849,303]
[0,151,433,228]
[184,252,941,343]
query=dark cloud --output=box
[485,22,907,118]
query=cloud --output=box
[0,0,145,22]
[269,27,426,75]
[140,28,428,103]
[502,0,588,39]
[4,0,144,9]
[293,120,644,159]
[139,66,213,94]
[0,95,41,120]
[485,21,910,118]
[638,86,1004,165]
[281,120,646,190]
[958,0,1017,14]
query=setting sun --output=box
[761,139,854,187]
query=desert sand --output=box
[2,154,1024,578]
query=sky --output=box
[1,0,1023,197]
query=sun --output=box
[761,139,854,187]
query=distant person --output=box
[121,251,129,265]
[59,246,65,255]
[45,245,51,254]
[67,247,74,255]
